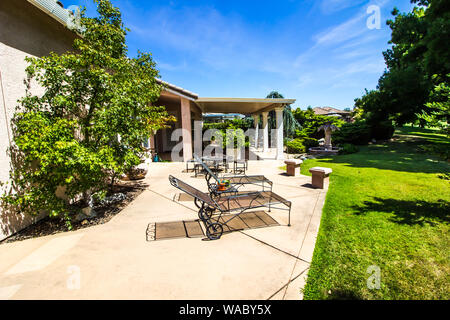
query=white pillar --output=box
[150,134,155,150]
[252,114,259,149]
[261,111,269,153]
[275,107,284,160]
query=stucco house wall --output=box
[0,0,77,241]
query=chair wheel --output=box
[206,223,223,240]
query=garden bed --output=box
[0,180,148,244]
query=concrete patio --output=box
[0,160,328,300]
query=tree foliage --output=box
[355,0,449,131]
[1,0,172,225]
[417,75,450,134]
[293,107,345,140]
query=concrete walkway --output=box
[0,160,328,300]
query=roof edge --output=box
[156,78,199,100]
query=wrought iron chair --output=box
[193,154,273,198]
[169,175,292,240]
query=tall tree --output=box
[356,0,449,129]
[1,0,172,226]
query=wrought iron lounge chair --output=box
[169,175,291,240]
[193,154,273,198]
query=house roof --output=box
[156,79,199,101]
[157,79,296,115]
[313,107,350,115]
[28,0,73,27]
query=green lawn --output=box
[301,126,450,300]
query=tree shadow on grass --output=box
[352,197,450,226]
[317,140,449,174]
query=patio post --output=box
[262,111,269,152]
[193,119,203,158]
[252,114,260,149]
[275,107,284,160]
[180,97,193,162]
[149,135,155,158]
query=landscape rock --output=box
[95,193,127,208]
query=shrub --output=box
[339,143,360,155]
[302,137,319,149]
[333,121,372,145]
[370,120,395,140]
[293,108,345,139]
[286,139,306,154]
[0,0,173,227]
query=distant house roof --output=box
[313,107,351,116]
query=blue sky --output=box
[69,0,415,110]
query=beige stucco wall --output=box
[0,0,76,240]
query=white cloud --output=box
[128,6,293,75]
[320,0,367,14]
[314,14,367,46]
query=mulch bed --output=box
[0,180,148,245]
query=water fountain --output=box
[309,122,342,156]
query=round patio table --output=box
[202,155,233,173]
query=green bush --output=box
[302,137,319,149]
[333,121,372,145]
[293,108,345,139]
[370,120,395,141]
[0,0,172,228]
[203,118,253,131]
[339,143,360,155]
[208,129,249,148]
[286,139,306,154]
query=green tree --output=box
[1,0,172,227]
[356,0,449,129]
[417,75,450,134]
[292,108,344,139]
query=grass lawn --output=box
[301,126,450,300]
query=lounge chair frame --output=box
[169,175,291,240]
[193,154,273,198]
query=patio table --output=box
[195,155,231,177]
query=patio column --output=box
[193,119,203,157]
[252,114,260,149]
[261,111,269,152]
[275,107,284,160]
[149,134,155,150]
[180,97,193,162]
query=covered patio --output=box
[151,80,296,162]
[0,160,327,300]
